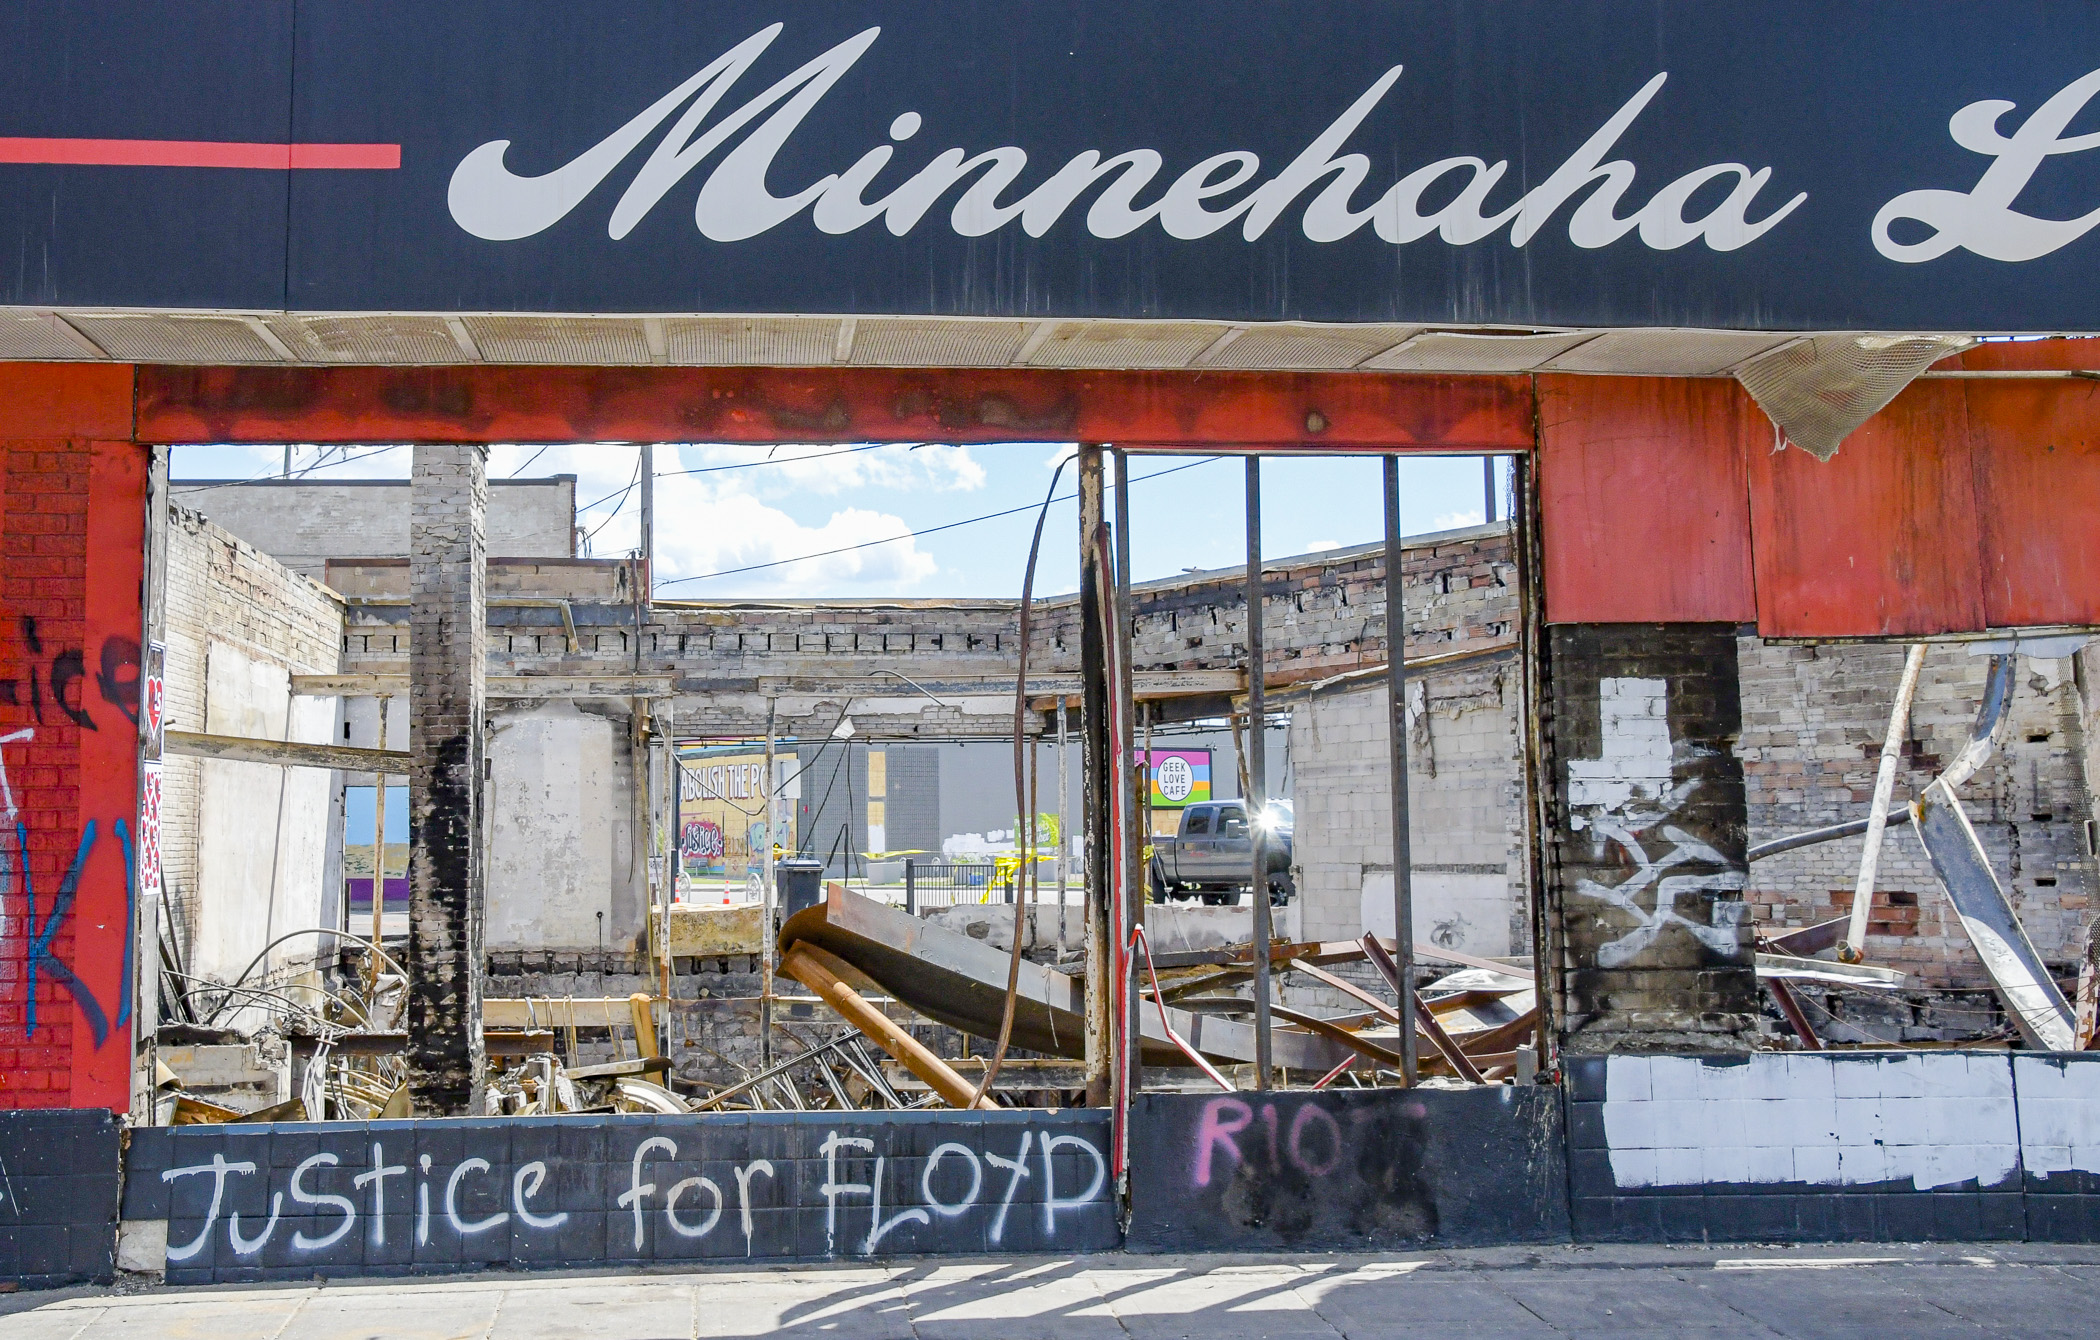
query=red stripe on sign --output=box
[0,138,400,169]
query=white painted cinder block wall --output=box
[1593,1053,2100,1192]
[1287,657,1524,958]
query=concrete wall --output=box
[793,743,940,876]
[172,477,576,578]
[488,702,618,951]
[161,506,344,992]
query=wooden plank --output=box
[135,365,1537,451]
[484,998,634,1029]
[164,728,408,772]
[567,1056,671,1080]
[882,1059,1090,1092]
[1537,375,1759,625]
[666,904,765,958]
[1746,378,1987,637]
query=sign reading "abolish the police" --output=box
[6,0,2100,330]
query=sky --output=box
[171,442,1511,600]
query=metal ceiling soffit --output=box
[1734,332,1974,461]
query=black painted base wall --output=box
[0,1109,120,1287]
[123,1110,1115,1284]
[1125,1088,1569,1253]
[8,1053,2097,1291]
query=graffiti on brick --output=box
[1564,676,1745,969]
[0,726,134,1046]
[142,1115,1114,1278]
[0,616,140,733]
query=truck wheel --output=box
[1199,890,1227,907]
[1268,872,1296,906]
[1147,862,1174,903]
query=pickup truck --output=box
[1147,800,1295,906]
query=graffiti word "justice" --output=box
[449,23,1804,254]
[160,1126,1107,1263]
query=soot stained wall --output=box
[0,1109,120,1286]
[1548,624,1760,1052]
[1124,1088,1568,1253]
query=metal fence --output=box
[903,858,1004,913]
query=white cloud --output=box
[1431,509,1486,531]
[182,442,942,597]
[1305,538,1342,552]
[676,441,985,496]
[650,471,936,597]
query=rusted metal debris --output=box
[775,884,1535,1094]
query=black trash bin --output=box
[775,857,827,920]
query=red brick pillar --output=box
[0,365,143,1111]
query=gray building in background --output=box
[793,742,941,879]
[171,476,578,577]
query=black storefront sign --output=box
[5,1,2100,330]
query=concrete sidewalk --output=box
[3,1244,2097,1339]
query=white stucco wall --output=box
[192,641,336,986]
[488,702,619,951]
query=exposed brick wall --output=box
[1740,640,2099,989]
[343,524,1514,696]
[0,432,143,1110]
[1547,624,1759,1053]
[158,506,344,970]
[1038,523,1515,681]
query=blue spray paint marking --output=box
[14,819,111,1047]
[115,818,133,1030]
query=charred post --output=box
[406,444,489,1114]
[1079,444,1113,1106]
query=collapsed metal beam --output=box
[1910,655,2078,1051]
[779,885,1354,1072]
[779,942,995,1111]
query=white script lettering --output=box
[447,25,1802,256]
[1874,67,2100,262]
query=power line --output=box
[655,457,1217,588]
[505,445,551,479]
[170,444,408,492]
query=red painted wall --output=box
[0,366,140,1111]
[1536,375,1758,625]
